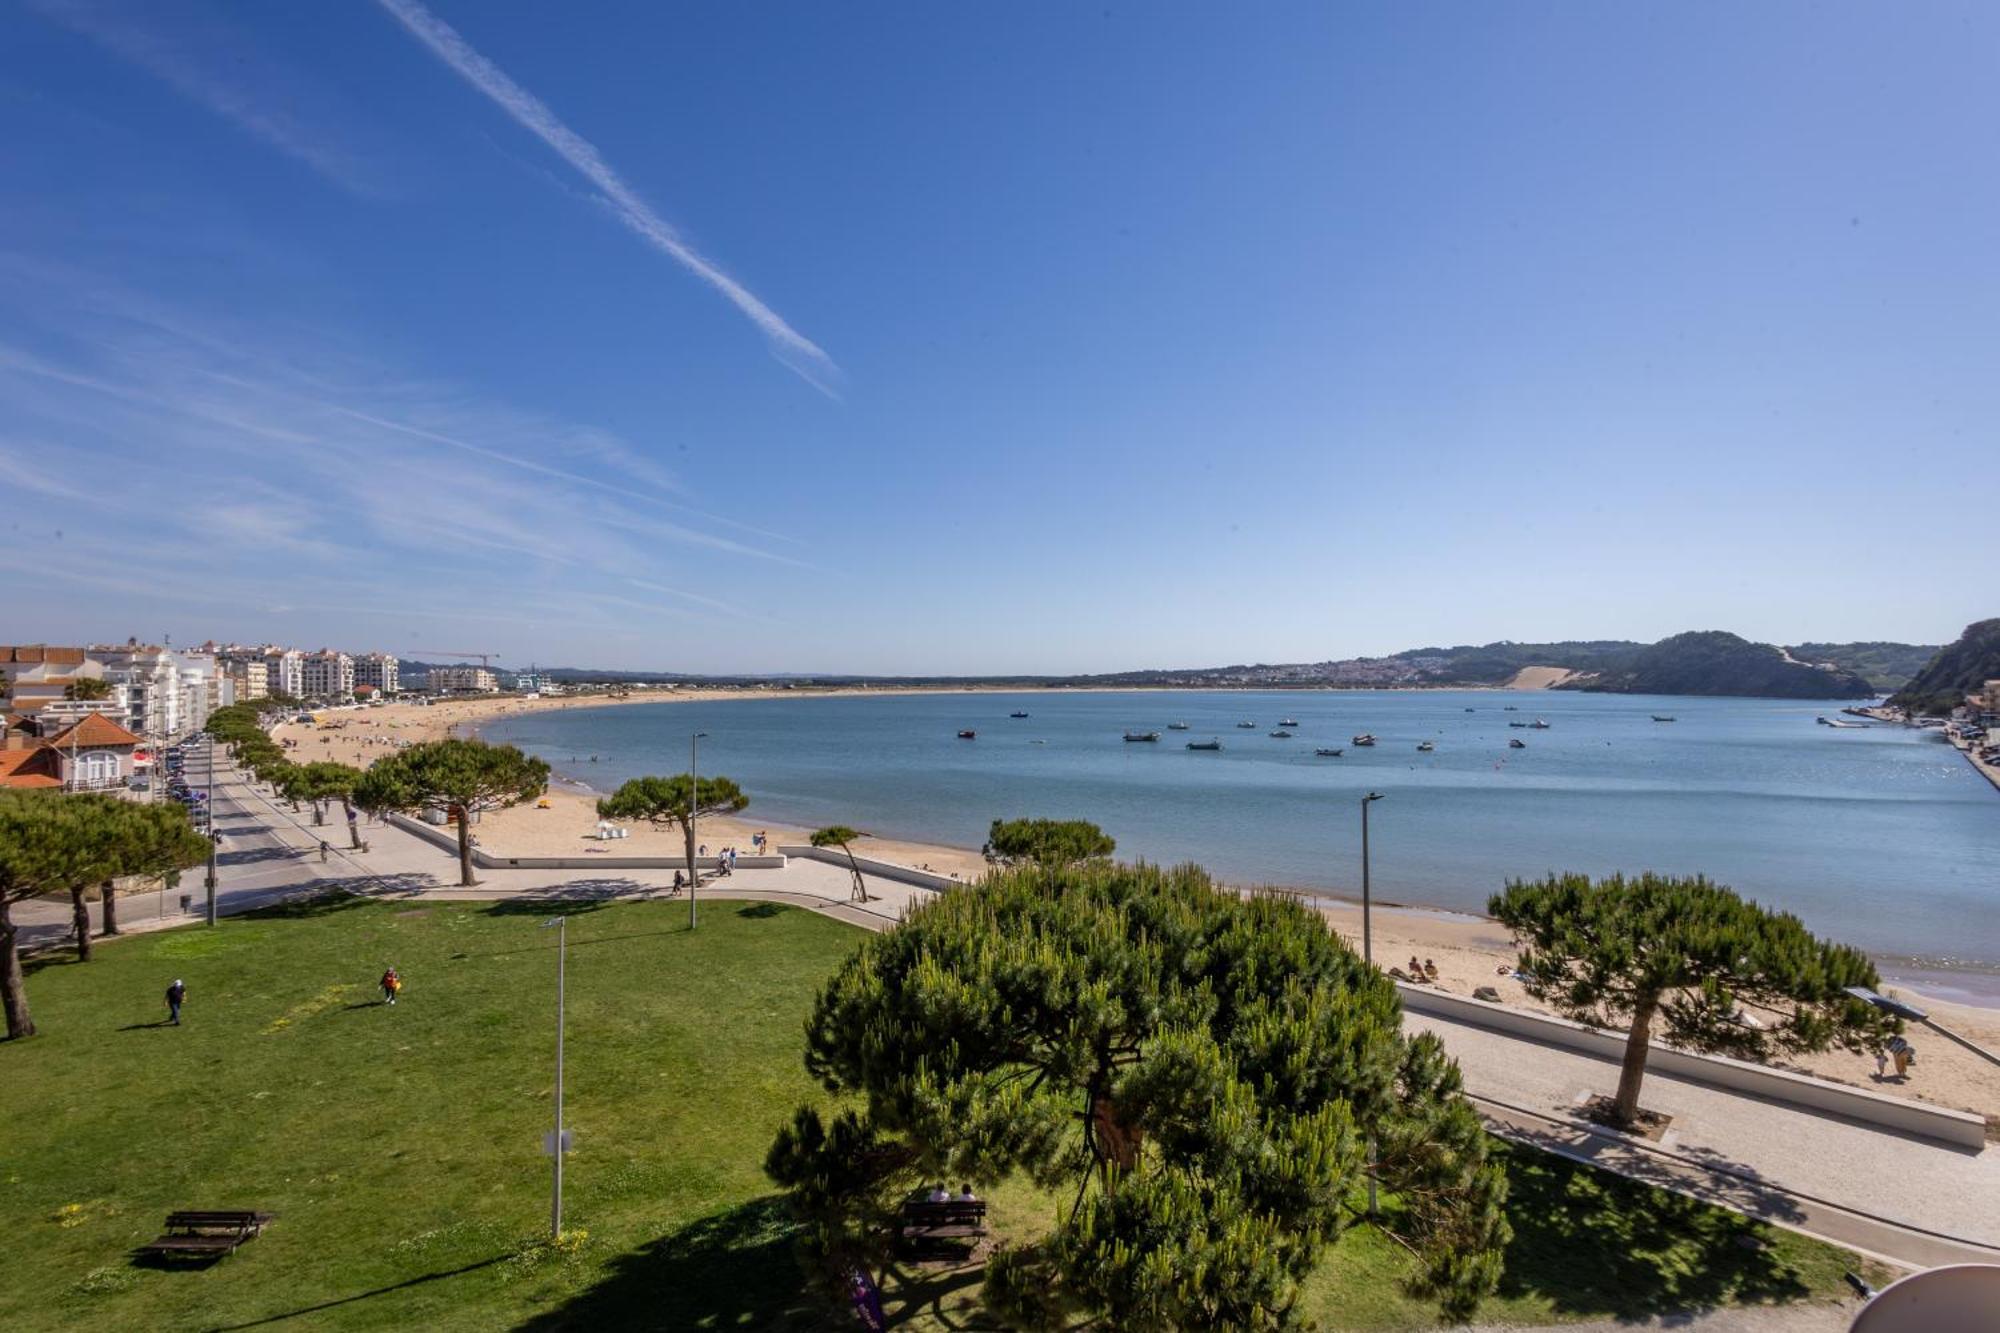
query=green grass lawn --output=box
[1,897,1880,1331]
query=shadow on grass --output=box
[117,1020,177,1031]
[1491,1140,1811,1318]
[480,880,656,916]
[204,1254,509,1330]
[736,902,792,920]
[513,1196,819,1332]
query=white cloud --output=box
[374,0,842,395]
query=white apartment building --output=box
[262,647,305,700]
[84,643,230,740]
[353,652,401,695]
[301,649,355,700]
[429,665,499,693]
[0,645,110,717]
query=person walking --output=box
[1888,1034,1915,1078]
[165,978,186,1026]
[380,967,402,1006]
[318,840,330,863]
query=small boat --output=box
[1508,738,1526,749]
[1352,733,1376,746]
[1124,731,1161,742]
[1315,747,1344,757]
[1503,705,1518,711]
[1236,721,1257,729]
[1530,719,1550,729]
[1279,718,1299,727]
[1010,710,1029,718]
[1651,715,1675,723]
[957,730,976,739]
[1167,721,1190,730]
[1268,730,1293,739]
[1416,740,1435,752]
[1464,707,1475,712]
[1186,739,1221,751]
[1508,720,1530,728]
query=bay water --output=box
[485,690,2000,997]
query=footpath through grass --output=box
[1,897,1879,1331]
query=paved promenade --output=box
[16,761,1996,1273]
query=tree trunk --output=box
[101,879,120,936]
[454,805,477,886]
[70,885,94,963]
[0,905,33,1039]
[311,801,325,826]
[1613,995,1658,1124]
[344,801,361,849]
[843,845,868,902]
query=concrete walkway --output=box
[17,762,1996,1275]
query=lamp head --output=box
[541,916,565,929]
[1363,791,1385,804]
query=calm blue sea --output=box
[485,690,2000,994]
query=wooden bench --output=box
[138,1210,274,1260]
[898,1198,988,1251]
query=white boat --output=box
[1416,740,1435,752]
[1268,729,1293,739]
[1530,719,1551,729]
[1508,738,1526,749]
[1237,721,1257,728]
[1278,718,1299,727]
[1167,721,1191,730]
[1352,733,1376,746]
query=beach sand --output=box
[274,693,2000,1122]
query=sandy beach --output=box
[272,691,2000,1122]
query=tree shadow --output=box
[117,1020,177,1031]
[240,891,375,920]
[878,1259,992,1330]
[204,1253,509,1329]
[736,902,791,920]
[512,1195,820,1332]
[1491,1140,1812,1317]
[218,846,304,867]
[481,880,652,916]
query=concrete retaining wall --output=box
[386,814,783,872]
[1398,983,1987,1151]
[778,845,958,892]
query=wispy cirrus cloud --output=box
[25,0,377,193]
[374,0,842,396]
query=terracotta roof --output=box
[0,747,61,787]
[0,645,86,665]
[45,713,142,748]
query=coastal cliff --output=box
[1887,619,2000,716]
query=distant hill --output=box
[1786,641,1938,691]
[1389,640,1641,685]
[1886,619,2000,716]
[1554,631,1874,700]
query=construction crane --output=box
[414,651,499,668]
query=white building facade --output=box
[262,647,305,700]
[301,650,355,700]
[353,652,401,695]
[429,665,498,693]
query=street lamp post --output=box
[688,732,707,931]
[204,733,218,926]
[1360,791,1384,1218]
[542,915,568,1239]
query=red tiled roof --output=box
[45,713,142,748]
[0,747,61,787]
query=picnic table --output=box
[137,1209,274,1260]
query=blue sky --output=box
[2,1,1994,673]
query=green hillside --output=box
[1787,641,1938,691]
[1557,631,1874,699]
[1886,619,2000,716]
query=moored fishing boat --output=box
[1508,738,1526,749]
[1652,715,1675,722]
[1268,729,1293,738]
[1124,731,1161,742]
[1315,747,1344,757]
[1352,733,1376,746]
[1237,720,1257,728]
[1416,740,1435,752]
[1279,717,1299,727]
[1010,710,1029,718]
[1186,739,1221,751]
[957,730,976,739]
[1167,721,1190,730]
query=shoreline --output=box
[276,691,2000,1027]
